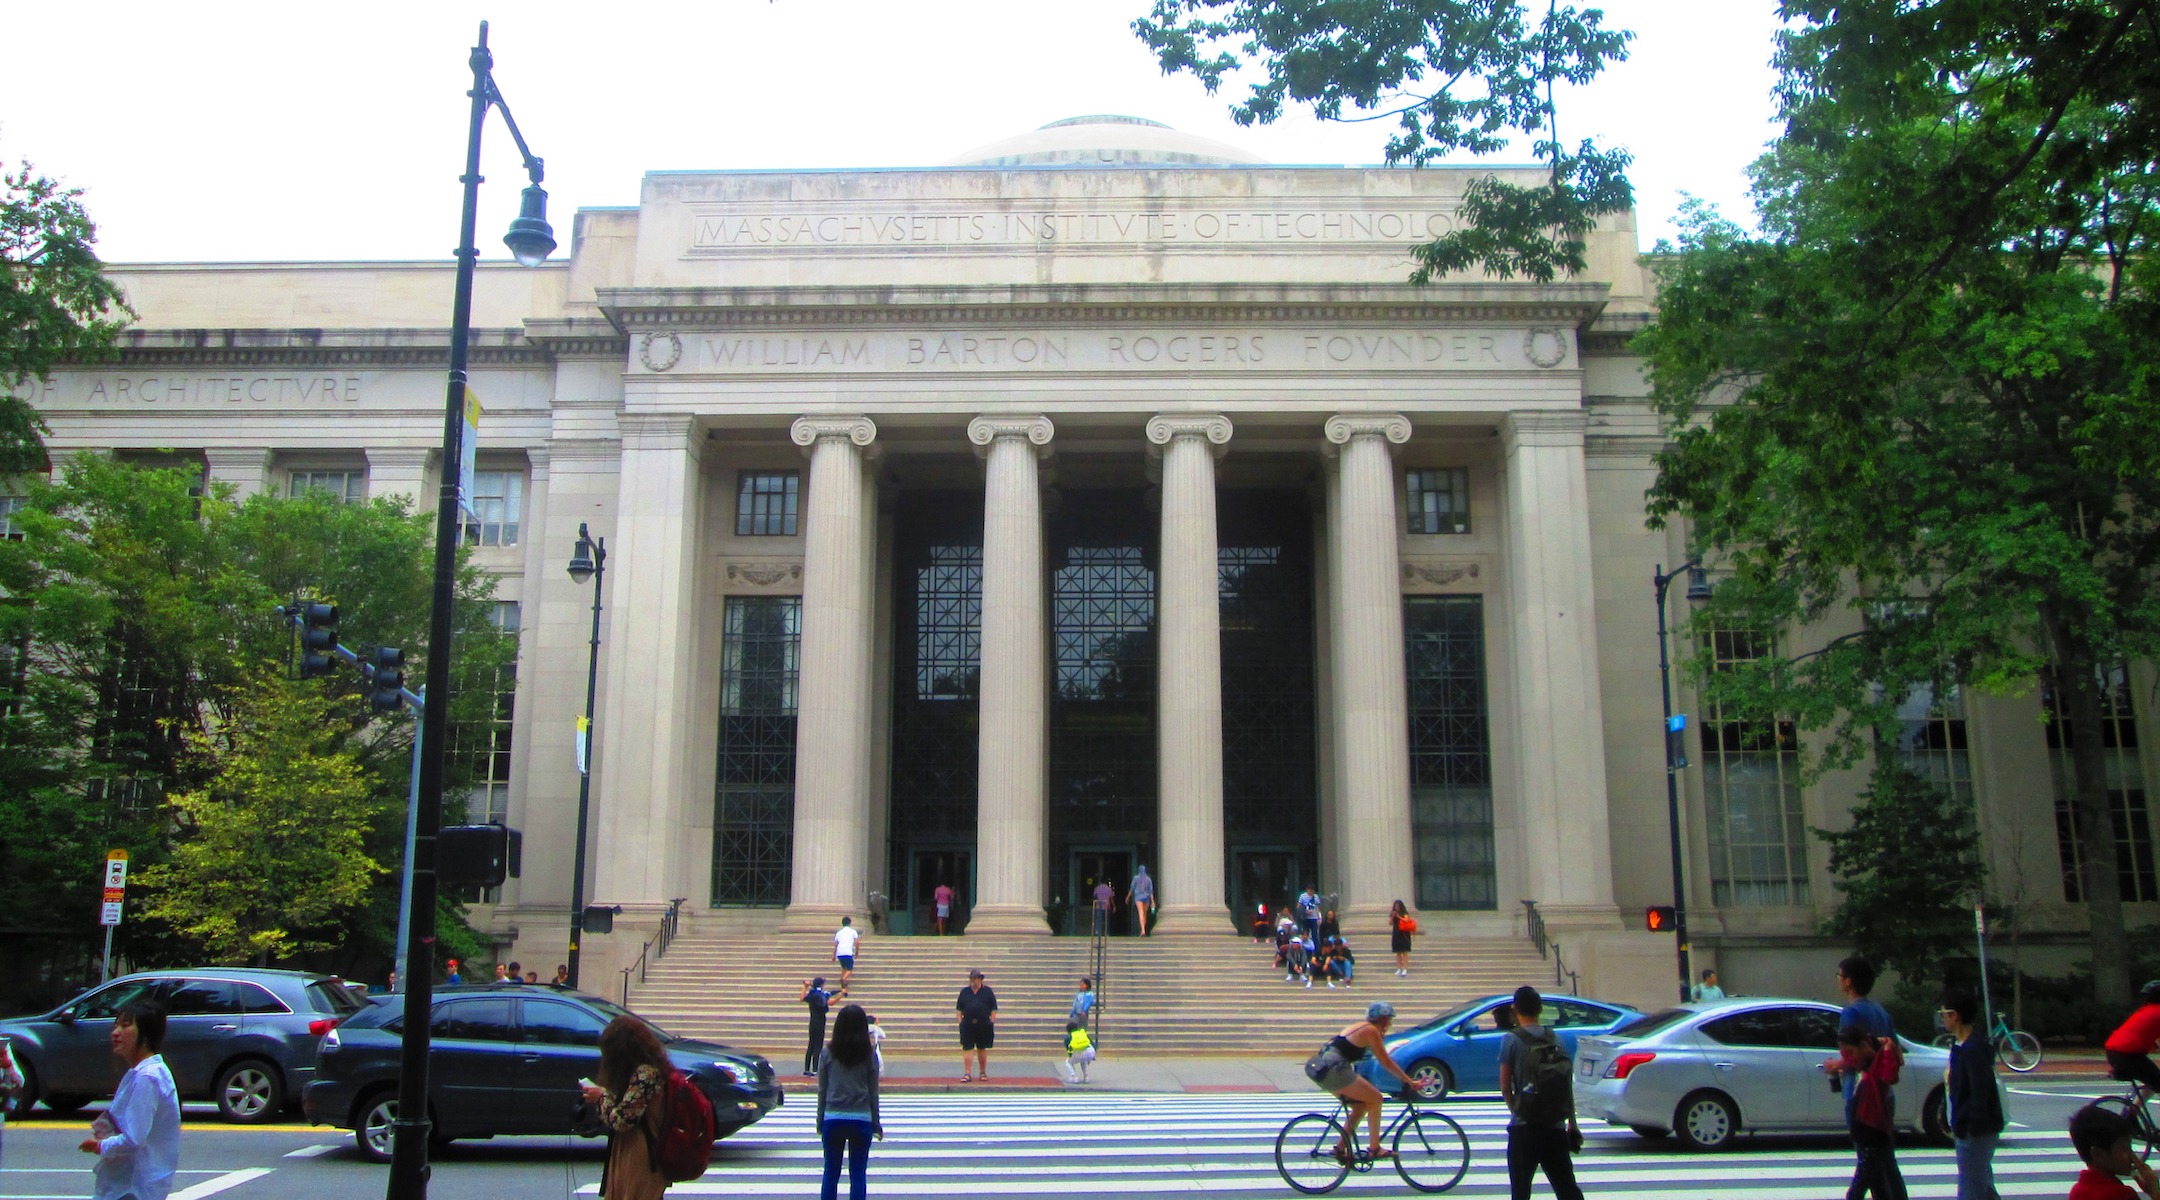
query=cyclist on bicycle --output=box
[1303,1000,1417,1165]
[2105,980,2160,1097]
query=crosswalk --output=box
[586,1092,2088,1198]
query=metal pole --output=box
[100,925,115,984]
[391,695,424,991]
[387,21,492,1200]
[1655,564,1694,1004]
[1975,901,1995,1037]
[567,529,604,988]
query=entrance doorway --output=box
[1232,849,1300,940]
[905,849,972,935]
[1069,848,1136,936]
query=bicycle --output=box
[2091,1077,2160,1154]
[1930,1010,2043,1072]
[1273,1096,1470,1194]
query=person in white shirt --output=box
[834,916,861,992]
[79,999,180,1200]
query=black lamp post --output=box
[1653,560,1712,1004]
[389,21,554,1200]
[565,523,606,988]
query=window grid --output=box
[459,471,522,547]
[288,470,366,505]
[914,546,982,701]
[1404,596,1497,910]
[712,596,802,906]
[0,495,26,540]
[1891,682,1973,806]
[1405,468,1471,535]
[1699,629,1811,906]
[736,471,800,537]
[2046,664,2154,902]
[455,602,519,902]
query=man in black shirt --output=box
[799,976,832,1076]
[955,969,998,1081]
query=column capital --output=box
[1500,410,1588,452]
[1145,414,1233,460]
[1323,413,1413,449]
[618,413,705,458]
[790,415,878,452]
[967,415,1054,458]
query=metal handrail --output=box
[1089,915,1108,1049]
[618,898,688,1006]
[1522,899,1549,960]
[1549,939,1580,993]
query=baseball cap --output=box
[969,969,985,979]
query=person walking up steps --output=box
[1130,864,1154,936]
[932,882,955,936]
[833,917,860,993]
[1499,987,1585,1200]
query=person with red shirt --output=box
[2105,981,2160,1097]
[2068,1102,2160,1200]
[1832,1023,1907,1200]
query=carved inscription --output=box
[7,375,363,405]
[660,328,1554,374]
[690,207,1459,250]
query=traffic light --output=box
[1646,905,1678,932]
[299,603,339,677]
[1665,714,1690,770]
[369,646,405,712]
[439,824,523,888]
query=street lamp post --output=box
[565,523,606,988]
[1653,561,1711,1005]
[389,21,555,1200]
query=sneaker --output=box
[1285,974,1295,982]
[1304,979,1313,989]
[1327,981,1337,989]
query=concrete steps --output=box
[627,923,1560,1062]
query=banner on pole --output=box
[458,388,482,522]
[575,715,590,777]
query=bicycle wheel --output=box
[1999,1029,2043,1073]
[1393,1109,1471,1193]
[1275,1112,1351,1195]
[2093,1098,2160,1154]
[1931,1033,1955,1050]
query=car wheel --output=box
[1405,1058,1454,1101]
[40,1092,92,1116]
[1672,1091,1738,1151]
[355,1090,400,1164]
[1920,1085,1950,1143]
[1629,1125,1672,1140]
[214,1060,285,1124]
[4,1062,37,1119]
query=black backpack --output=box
[1510,1028,1575,1124]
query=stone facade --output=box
[15,118,2152,1010]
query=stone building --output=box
[15,116,2151,1005]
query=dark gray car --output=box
[0,968,362,1124]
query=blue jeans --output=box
[1954,1133,1999,1200]
[821,1117,872,1200]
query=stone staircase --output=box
[625,920,1562,1063]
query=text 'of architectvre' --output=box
[637,329,1571,374]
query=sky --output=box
[0,0,1787,264]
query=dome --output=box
[941,115,1267,168]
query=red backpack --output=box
[645,1069,716,1182]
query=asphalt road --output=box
[0,1082,2110,1200]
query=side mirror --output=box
[53,1011,76,1026]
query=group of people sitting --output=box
[1272,917,1356,989]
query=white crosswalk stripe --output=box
[567,1092,2090,1197]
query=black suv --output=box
[304,984,783,1162]
[0,968,363,1123]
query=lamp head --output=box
[566,523,597,584]
[503,184,557,267]
[1684,566,1714,603]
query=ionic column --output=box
[366,447,434,505]
[594,415,705,907]
[1147,414,1235,935]
[1501,411,1618,924]
[967,415,1054,935]
[784,416,879,929]
[1325,414,1417,926]
[203,447,273,500]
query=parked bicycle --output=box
[1273,1096,1469,1194]
[1930,1009,2043,1072]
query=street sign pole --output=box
[99,849,129,983]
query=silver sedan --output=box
[1572,998,1955,1151]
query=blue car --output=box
[1359,991,1641,1100]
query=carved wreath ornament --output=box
[1523,328,1567,369]
[639,332,683,372]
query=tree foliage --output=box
[0,456,514,974]
[136,674,381,964]
[1,160,130,473]
[1815,761,1986,997]
[1641,1,2160,1006]
[1132,0,1635,281]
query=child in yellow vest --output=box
[1066,1025,1096,1084]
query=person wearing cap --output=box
[443,959,462,985]
[955,970,998,1082]
[1303,1001,1415,1165]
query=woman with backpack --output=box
[582,1016,672,1199]
[818,1004,883,1200]
[1389,899,1416,976]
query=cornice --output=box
[523,317,631,360]
[90,327,549,368]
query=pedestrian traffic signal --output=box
[1665,714,1690,770]
[1646,905,1677,932]
[369,646,405,712]
[300,603,339,677]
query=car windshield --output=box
[1611,1008,1694,1039]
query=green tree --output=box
[1640,4,2160,1006]
[1132,0,1635,280]
[1814,761,1986,1001]
[135,674,381,964]
[0,456,514,972]
[2,159,130,472]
